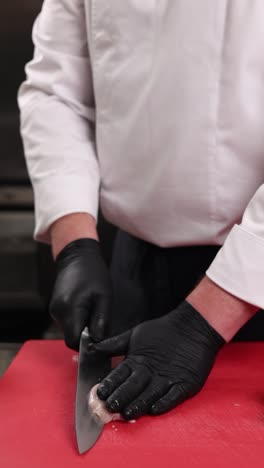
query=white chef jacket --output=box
[18,0,264,309]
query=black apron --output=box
[109,229,264,341]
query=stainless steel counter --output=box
[0,343,21,377]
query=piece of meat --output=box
[87,384,123,424]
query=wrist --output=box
[174,300,226,349]
[50,213,99,259]
[186,276,258,342]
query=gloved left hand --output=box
[90,300,226,420]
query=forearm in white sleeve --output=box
[18,0,100,244]
[206,185,264,309]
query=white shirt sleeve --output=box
[18,0,100,244]
[206,185,264,309]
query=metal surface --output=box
[0,343,21,378]
[75,328,111,454]
[0,186,33,208]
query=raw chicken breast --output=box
[88,384,123,424]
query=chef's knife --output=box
[75,327,111,454]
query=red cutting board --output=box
[1,341,264,468]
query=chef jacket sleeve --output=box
[206,186,264,309]
[18,0,100,244]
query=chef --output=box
[19,0,264,421]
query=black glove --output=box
[91,300,226,420]
[50,238,113,350]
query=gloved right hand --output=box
[49,238,113,350]
[91,300,226,420]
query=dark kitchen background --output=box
[0,1,264,375]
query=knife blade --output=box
[75,327,111,454]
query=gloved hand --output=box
[91,300,226,420]
[50,238,113,350]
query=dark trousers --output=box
[109,229,264,341]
